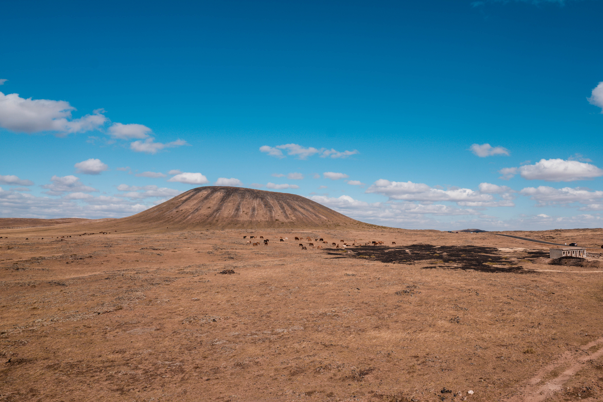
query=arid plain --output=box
[2,219,603,402]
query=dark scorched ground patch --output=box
[331,244,536,274]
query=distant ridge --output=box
[117,186,371,230]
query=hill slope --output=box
[118,186,370,230]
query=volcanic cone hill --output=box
[117,186,372,230]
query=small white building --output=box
[550,247,587,259]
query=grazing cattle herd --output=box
[244,234,394,251]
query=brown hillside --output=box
[118,186,371,230]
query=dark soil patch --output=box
[337,245,535,274]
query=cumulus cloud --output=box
[520,186,603,206]
[259,146,285,158]
[0,188,149,219]
[310,195,482,228]
[324,172,349,180]
[366,179,492,202]
[519,159,603,181]
[116,184,181,199]
[499,167,518,180]
[266,183,299,190]
[287,173,304,180]
[108,123,152,139]
[347,180,365,186]
[74,158,108,175]
[42,175,97,195]
[215,178,242,186]
[478,183,512,194]
[588,82,603,112]
[168,169,181,175]
[168,172,209,185]
[130,138,188,154]
[470,143,510,157]
[0,174,34,186]
[260,144,358,160]
[321,149,359,159]
[135,171,166,178]
[0,91,107,134]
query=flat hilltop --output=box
[1,223,603,401]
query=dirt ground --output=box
[1,222,603,401]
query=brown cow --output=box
[301,246,307,250]
[295,237,300,240]
[392,242,396,245]
[299,243,304,247]
[319,238,324,241]
[309,243,314,247]
[243,236,247,239]
[280,239,284,242]
[253,242,259,246]
[260,236,264,239]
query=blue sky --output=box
[1,0,603,230]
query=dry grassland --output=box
[1,223,603,401]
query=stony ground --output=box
[1,223,603,401]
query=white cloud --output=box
[0,91,107,134]
[0,174,34,186]
[324,172,349,180]
[478,183,512,194]
[318,185,328,189]
[251,183,264,188]
[0,189,149,219]
[470,143,510,157]
[41,175,98,195]
[108,123,152,139]
[520,186,603,206]
[135,171,166,178]
[64,192,94,200]
[313,174,320,179]
[581,204,603,211]
[116,166,131,172]
[168,169,182,175]
[499,167,518,180]
[261,144,358,160]
[519,159,603,181]
[366,179,493,203]
[266,183,299,190]
[116,184,181,199]
[215,178,242,186]
[347,180,365,186]
[259,146,285,158]
[276,144,320,159]
[74,158,108,175]
[168,172,209,185]
[287,172,304,180]
[321,149,359,159]
[0,79,7,85]
[271,173,285,178]
[130,138,188,154]
[588,82,603,112]
[310,195,482,228]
